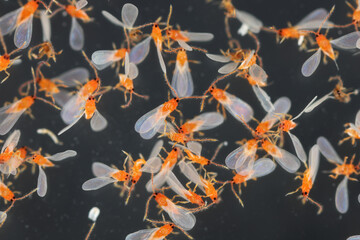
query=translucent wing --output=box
[235,10,263,33]
[347,236,360,240]
[252,85,274,112]
[102,11,124,27]
[187,112,224,131]
[287,132,307,164]
[76,0,88,10]
[69,17,84,51]
[129,63,139,79]
[262,96,291,127]
[125,228,158,240]
[47,150,77,161]
[140,156,161,173]
[37,166,47,197]
[2,129,20,153]
[180,31,214,42]
[331,32,360,50]
[0,8,22,35]
[90,110,108,132]
[166,199,196,230]
[0,105,26,136]
[0,212,6,224]
[296,8,333,29]
[303,93,331,113]
[178,161,205,191]
[292,96,318,120]
[122,3,138,28]
[53,68,89,87]
[187,141,202,156]
[148,140,164,159]
[14,14,33,49]
[171,62,193,97]
[355,110,360,128]
[53,90,72,108]
[58,112,84,135]
[157,121,177,135]
[82,177,116,191]
[317,136,343,164]
[156,46,166,74]
[206,53,231,63]
[272,146,301,173]
[301,49,321,77]
[249,64,268,85]
[60,95,86,124]
[129,37,151,64]
[218,62,239,74]
[39,10,51,42]
[124,52,130,77]
[225,145,245,169]
[177,40,192,51]
[251,158,276,178]
[308,144,320,183]
[335,177,349,214]
[91,50,116,70]
[135,105,162,133]
[223,91,254,123]
[145,167,171,192]
[92,162,116,177]
[166,171,188,201]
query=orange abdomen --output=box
[111,170,129,182]
[0,55,10,71]
[7,96,35,113]
[66,5,90,22]
[18,1,38,24]
[0,183,14,201]
[85,98,96,119]
[32,154,54,167]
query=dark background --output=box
[0,0,359,239]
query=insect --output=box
[286,144,323,214]
[113,52,148,108]
[0,130,20,164]
[317,136,360,213]
[143,192,196,231]
[178,111,224,136]
[347,235,360,240]
[29,149,77,197]
[228,158,275,206]
[91,47,128,71]
[0,0,51,49]
[0,31,22,83]
[339,109,360,145]
[52,0,92,51]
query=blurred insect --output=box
[286,145,323,214]
[113,52,148,108]
[52,0,92,51]
[143,192,196,231]
[29,149,77,197]
[347,235,360,240]
[123,140,163,204]
[339,109,360,145]
[317,136,360,214]
[228,158,275,206]
[0,0,51,49]
[329,76,358,104]
[28,10,62,62]
[0,130,20,165]
[234,9,263,36]
[85,207,100,240]
[200,84,253,123]
[37,128,63,145]
[0,146,28,176]
[125,219,193,240]
[0,31,22,83]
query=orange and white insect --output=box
[82,162,130,191]
[0,130,20,165]
[91,47,128,71]
[0,146,27,176]
[0,0,51,49]
[229,158,275,206]
[225,139,258,171]
[0,31,22,83]
[52,0,91,50]
[170,49,194,97]
[144,192,196,230]
[166,28,214,51]
[287,144,323,214]
[317,136,360,214]
[339,109,360,145]
[29,149,77,197]
[179,112,224,135]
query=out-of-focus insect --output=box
[347,236,360,240]
[329,76,358,103]
[0,130,20,165]
[0,144,28,176]
[85,207,100,240]
[200,84,253,122]
[234,9,263,36]
[0,31,22,83]
[228,158,275,206]
[114,52,148,108]
[123,140,163,204]
[28,10,62,62]
[37,128,63,145]
[179,161,223,203]
[317,136,360,214]
[266,8,334,46]
[52,0,92,51]
[145,146,181,192]
[29,149,77,197]
[143,192,196,231]
[0,0,51,49]
[125,219,193,240]
[286,144,323,214]
[339,109,360,145]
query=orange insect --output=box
[0,32,22,83]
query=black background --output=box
[0,0,359,239]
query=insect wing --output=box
[301,48,321,77]
[47,150,77,161]
[273,146,301,173]
[39,10,51,42]
[331,32,360,50]
[91,50,117,70]
[0,8,22,36]
[90,110,108,132]
[76,0,88,10]
[224,91,254,123]
[251,158,276,178]
[102,11,125,27]
[187,141,202,156]
[177,40,193,51]
[145,166,173,192]
[125,228,158,240]
[249,64,268,85]
[0,104,26,136]
[140,156,161,173]
[317,136,343,164]
[165,199,196,230]
[60,94,86,124]
[347,236,360,240]
[308,144,320,183]
[218,62,239,74]
[252,85,274,112]
[53,68,90,87]
[82,177,116,191]
[296,8,333,29]
[166,171,188,201]
[235,10,263,33]
[122,3,138,28]
[135,105,163,133]
[92,162,116,177]
[287,132,307,164]
[180,31,214,42]
[53,90,72,108]
[171,61,194,97]
[206,53,230,63]
[188,112,224,132]
[58,112,84,135]
[156,46,166,74]
[2,129,20,153]
[14,14,33,49]
[69,17,84,51]
[335,177,349,214]
[37,166,47,197]
[178,161,205,192]
[0,211,6,224]
[262,96,291,128]
[129,36,151,64]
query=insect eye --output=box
[154,23,159,28]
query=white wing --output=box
[129,37,151,64]
[272,147,301,173]
[91,50,117,70]
[0,8,22,36]
[156,46,166,74]
[2,129,20,153]
[177,40,192,51]
[296,8,333,29]
[187,141,202,156]
[347,236,360,240]
[53,68,89,87]
[301,49,321,77]
[60,94,85,124]
[145,167,172,192]
[69,17,84,51]
[135,105,163,133]
[140,156,161,173]
[0,211,6,224]
[317,136,343,164]
[235,10,263,33]
[188,112,224,131]
[178,161,205,192]
[0,105,26,136]
[148,140,164,159]
[262,96,291,126]
[39,10,51,42]
[82,177,116,191]
[129,63,139,79]
[308,144,320,183]
[14,14,33,49]
[249,64,268,85]
[58,112,84,135]
[92,162,116,177]
[90,110,108,132]
[252,85,274,112]
[225,145,245,169]
[355,110,360,128]
[122,3,138,28]
[288,132,307,164]
[166,171,188,201]
[76,0,88,10]
[37,166,47,197]
[251,158,276,178]
[47,150,77,161]
[206,53,230,63]
[171,62,194,97]
[223,91,254,123]
[331,32,360,50]
[125,228,158,240]
[335,177,349,214]
[165,199,196,230]
[180,31,214,42]
[303,93,332,113]
[53,90,72,108]
[218,62,239,74]
[102,11,125,27]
